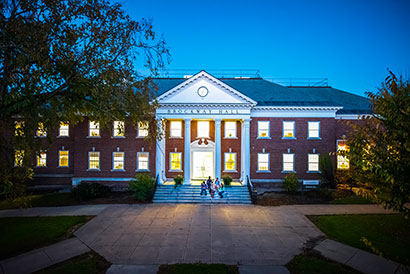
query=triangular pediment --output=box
[157,71,257,105]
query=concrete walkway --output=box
[0,204,110,218]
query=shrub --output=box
[129,174,155,202]
[319,154,336,188]
[283,173,299,193]
[72,182,111,201]
[222,175,233,186]
[173,175,183,188]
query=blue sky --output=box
[119,0,410,96]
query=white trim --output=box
[170,121,182,137]
[36,151,47,168]
[307,121,321,139]
[137,151,150,171]
[58,150,69,167]
[282,153,295,172]
[169,152,182,172]
[137,121,149,138]
[197,120,210,138]
[335,114,372,120]
[224,152,237,172]
[307,153,320,172]
[251,108,338,118]
[257,121,270,138]
[257,152,270,172]
[112,151,125,171]
[88,151,100,171]
[282,121,295,139]
[113,121,125,137]
[224,121,237,138]
[58,122,70,137]
[88,121,100,137]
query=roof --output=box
[152,78,372,114]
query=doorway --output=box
[192,151,214,180]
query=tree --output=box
[346,72,410,215]
[0,0,170,196]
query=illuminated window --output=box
[137,152,149,170]
[257,153,269,171]
[197,121,209,138]
[88,152,100,170]
[59,122,69,137]
[258,121,269,138]
[170,152,182,170]
[308,121,320,138]
[224,153,236,171]
[308,154,319,172]
[89,121,100,137]
[283,121,295,138]
[170,121,182,137]
[37,122,47,137]
[283,153,294,171]
[15,121,24,136]
[113,152,125,170]
[113,121,125,137]
[14,150,24,167]
[36,151,47,167]
[59,150,69,167]
[225,121,237,138]
[337,140,349,169]
[138,121,149,137]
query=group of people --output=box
[200,176,225,198]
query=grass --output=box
[309,214,410,265]
[330,194,372,204]
[0,216,90,260]
[158,263,239,274]
[0,193,78,210]
[287,252,361,274]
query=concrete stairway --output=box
[153,185,252,204]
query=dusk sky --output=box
[119,0,410,96]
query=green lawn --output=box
[309,214,410,265]
[287,252,361,274]
[158,263,239,274]
[0,216,90,259]
[0,193,78,210]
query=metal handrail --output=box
[246,175,257,204]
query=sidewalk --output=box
[0,204,110,218]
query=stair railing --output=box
[246,175,257,204]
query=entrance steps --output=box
[153,185,252,204]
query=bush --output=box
[319,154,336,188]
[173,175,183,188]
[72,182,111,201]
[222,175,233,186]
[129,174,155,202]
[283,173,299,193]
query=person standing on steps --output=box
[206,176,212,192]
[210,181,217,198]
[215,177,220,187]
[218,183,225,198]
[200,181,207,196]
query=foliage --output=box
[0,0,170,196]
[129,173,155,202]
[318,154,336,188]
[345,72,410,215]
[283,173,299,193]
[173,175,183,188]
[222,174,233,186]
[334,169,357,191]
[72,182,111,201]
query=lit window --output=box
[113,121,125,137]
[258,121,269,138]
[14,150,24,167]
[137,152,149,170]
[337,140,349,169]
[225,121,237,138]
[257,153,269,171]
[283,153,294,171]
[197,121,209,138]
[308,121,320,138]
[308,154,319,172]
[170,121,182,137]
[89,121,100,137]
[113,152,125,170]
[138,121,149,137]
[283,121,295,138]
[88,152,100,170]
[59,150,69,167]
[59,122,69,137]
[37,151,47,167]
[170,152,182,170]
[224,153,236,171]
[15,121,24,136]
[37,122,47,137]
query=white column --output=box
[243,118,251,185]
[184,118,191,185]
[241,120,245,183]
[215,118,222,181]
[156,118,165,185]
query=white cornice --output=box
[159,103,254,109]
[254,106,343,111]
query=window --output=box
[36,151,47,167]
[308,154,319,172]
[15,121,24,136]
[59,122,69,137]
[14,150,24,167]
[89,121,100,137]
[59,150,69,167]
[170,121,182,137]
[258,121,269,138]
[37,122,47,137]
[197,121,209,138]
[113,121,125,137]
[170,152,182,170]
[257,153,269,171]
[113,152,125,170]
[137,121,149,137]
[225,121,237,138]
[283,121,295,138]
[224,153,236,171]
[337,140,349,169]
[283,153,295,172]
[308,121,320,139]
[88,152,100,170]
[137,152,149,170]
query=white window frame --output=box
[224,121,237,138]
[112,152,125,171]
[257,153,270,172]
[282,153,295,172]
[137,152,150,171]
[113,121,125,137]
[89,121,100,137]
[36,151,47,167]
[224,152,237,172]
[197,121,210,138]
[283,121,295,139]
[137,121,149,138]
[257,121,270,138]
[36,122,47,137]
[88,151,100,171]
[58,150,69,167]
[169,152,182,172]
[170,121,182,138]
[58,122,69,137]
[308,121,320,139]
[308,153,320,172]
[337,139,350,169]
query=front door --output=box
[192,151,214,180]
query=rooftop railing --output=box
[157,69,261,79]
[265,78,329,87]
